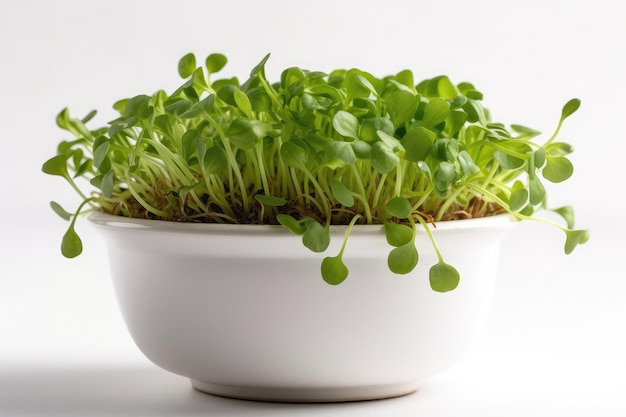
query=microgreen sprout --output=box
[43,53,588,291]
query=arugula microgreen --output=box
[43,53,588,291]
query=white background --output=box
[1,0,625,415]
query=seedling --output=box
[43,53,588,292]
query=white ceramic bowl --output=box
[89,212,515,402]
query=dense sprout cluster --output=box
[43,53,588,291]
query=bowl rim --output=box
[88,211,516,237]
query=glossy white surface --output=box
[89,212,515,401]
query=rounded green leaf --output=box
[542,156,573,183]
[42,154,70,178]
[401,127,434,162]
[429,262,460,292]
[205,53,227,74]
[277,214,306,235]
[204,146,228,175]
[386,197,412,219]
[458,150,479,175]
[302,220,330,253]
[325,141,357,166]
[387,90,418,128]
[422,97,450,128]
[330,180,354,207]
[371,142,400,174]
[561,98,581,120]
[528,175,546,205]
[360,117,394,143]
[493,150,525,169]
[384,222,413,247]
[533,148,546,169]
[351,140,372,159]
[281,140,309,168]
[388,242,419,274]
[322,255,349,285]
[227,118,272,150]
[234,90,253,118]
[509,186,529,212]
[332,110,360,140]
[178,53,197,78]
[61,226,83,258]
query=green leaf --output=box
[81,110,97,124]
[458,150,479,175]
[181,129,201,162]
[56,108,70,129]
[178,53,197,78]
[325,141,357,167]
[332,110,360,140]
[386,197,412,219]
[436,76,459,99]
[384,222,413,247]
[280,140,309,168]
[434,161,456,196]
[234,89,253,118]
[125,94,153,119]
[42,154,70,178]
[217,84,239,106]
[302,220,330,253]
[546,142,574,157]
[417,161,433,181]
[553,206,575,229]
[165,99,192,116]
[93,140,110,171]
[561,98,581,121]
[388,242,419,274]
[509,181,528,212]
[50,201,72,221]
[422,97,450,128]
[371,141,400,174]
[351,140,372,159]
[227,118,272,150]
[533,148,546,169]
[321,255,349,285]
[529,175,546,205]
[277,214,306,234]
[329,180,354,207]
[205,53,227,74]
[542,156,573,183]
[376,130,405,154]
[61,226,83,258]
[386,90,418,128]
[564,229,589,254]
[444,109,468,138]
[429,262,460,292]
[511,124,541,138]
[494,152,525,170]
[356,74,378,96]
[203,146,228,175]
[101,170,114,198]
[401,127,434,162]
[360,117,394,143]
[254,194,287,206]
[250,53,271,77]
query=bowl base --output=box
[190,379,418,403]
